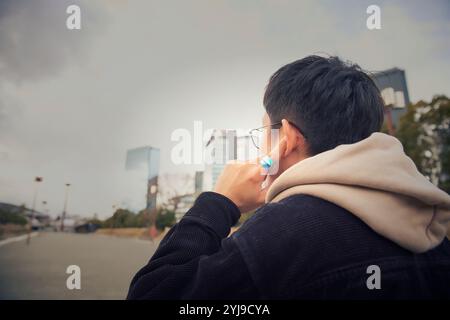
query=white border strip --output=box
[0,232,38,247]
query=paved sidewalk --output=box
[0,232,158,299]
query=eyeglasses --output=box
[249,120,307,150]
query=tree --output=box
[103,208,138,228]
[0,209,28,225]
[396,95,450,193]
[155,208,176,231]
[135,208,153,227]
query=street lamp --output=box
[60,183,71,232]
[27,176,43,245]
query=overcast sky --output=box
[0,0,449,218]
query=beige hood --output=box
[266,132,450,253]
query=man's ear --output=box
[280,119,302,157]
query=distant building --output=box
[126,146,160,211]
[171,132,255,221]
[194,171,204,194]
[170,194,197,222]
[0,202,50,229]
[52,215,82,232]
[371,68,411,132]
[202,129,231,191]
[203,130,255,191]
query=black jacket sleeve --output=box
[126,192,260,299]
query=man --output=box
[127,56,450,299]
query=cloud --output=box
[0,0,110,216]
[0,0,449,218]
[0,0,108,83]
[0,0,109,141]
[0,151,8,161]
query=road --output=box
[0,232,158,299]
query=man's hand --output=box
[214,138,287,213]
[214,160,267,213]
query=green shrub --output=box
[0,209,28,225]
[155,209,176,231]
[103,208,138,228]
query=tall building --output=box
[202,130,256,191]
[194,171,204,195]
[125,146,160,211]
[371,68,410,132]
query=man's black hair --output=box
[263,55,385,155]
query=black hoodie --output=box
[127,192,450,299]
